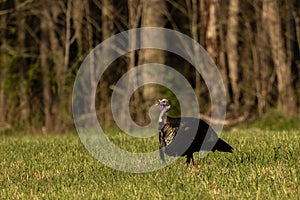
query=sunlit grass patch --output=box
[0,130,299,199]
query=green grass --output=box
[1,130,299,199]
[237,111,300,131]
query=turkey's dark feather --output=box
[159,116,233,164]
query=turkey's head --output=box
[157,99,171,112]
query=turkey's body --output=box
[159,114,233,165]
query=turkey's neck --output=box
[158,108,167,130]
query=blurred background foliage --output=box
[0,0,299,134]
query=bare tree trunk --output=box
[128,0,142,83]
[101,0,116,126]
[226,0,240,112]
[140,0,166,99]
[128,0,142,70]
[128,0,142,74]
[190,0,201,99]
[64,0,72,78]
[207,0,232,115]
[252,0,273,115]
[48,2,67,132]
[126,0,143,126]
[0,14,5,125]
[17,16,30,125]
[102,0,115,40]
[185,0,201,99]
[40,8,53,133]
[291,0,300,110]
[198,0,208,45]
[206,0,218,60]
[294,4,300,50]
[0,0,15,128]
[84,1,96,112]
[0,53,7,125]
[187,0,229,116]
[72,0,85,56]
[262,0,296,117]
[40,1,76,132]
[216,0,231,104]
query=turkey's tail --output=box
[213,139,233,153]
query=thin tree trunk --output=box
[84,1,95,113]
[207,0,232,116]
[0,0,15,128]
[72,0,85,55]
[48,2,66,132]
[226,0,240,112]
[0,52,7,125]
[294,5,300,50]
[128,0,142,86]
[0,14,5,124]
[206,0,218,60]
[17,16,30,125]
[126,0,142,126]
[128,0,141,70]
[262,0,296,117]
[188,0,201,99]
[216,0,231,104]
[254,0,273,115]
[252,32,271,115]
[100,0,116,126]
[102,0,115,40]
[40,8,53,133]
[64,0,71,78]
[140,0,166,99]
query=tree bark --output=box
[0,54,7,125]
[128,0,142,70]
[17,15,30,125]
[216,0,231,104]
[48,2,67,132]
[262,0,297,117]
[72,0,84,55]
[253,0,273,115]
[140,0,166,99]
[190,0,201,99]
[40,7,53,133]
[126,0,143,126]
[102,0,115,40]
[294,4,300,50]
[205,0,218,60]
[99,0,116,126]
[226,0,240,112]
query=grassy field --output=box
[1,129,299,199]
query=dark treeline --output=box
[0,0,299,133]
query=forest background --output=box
[0,0,299,133]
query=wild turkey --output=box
[157,99,233,165]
